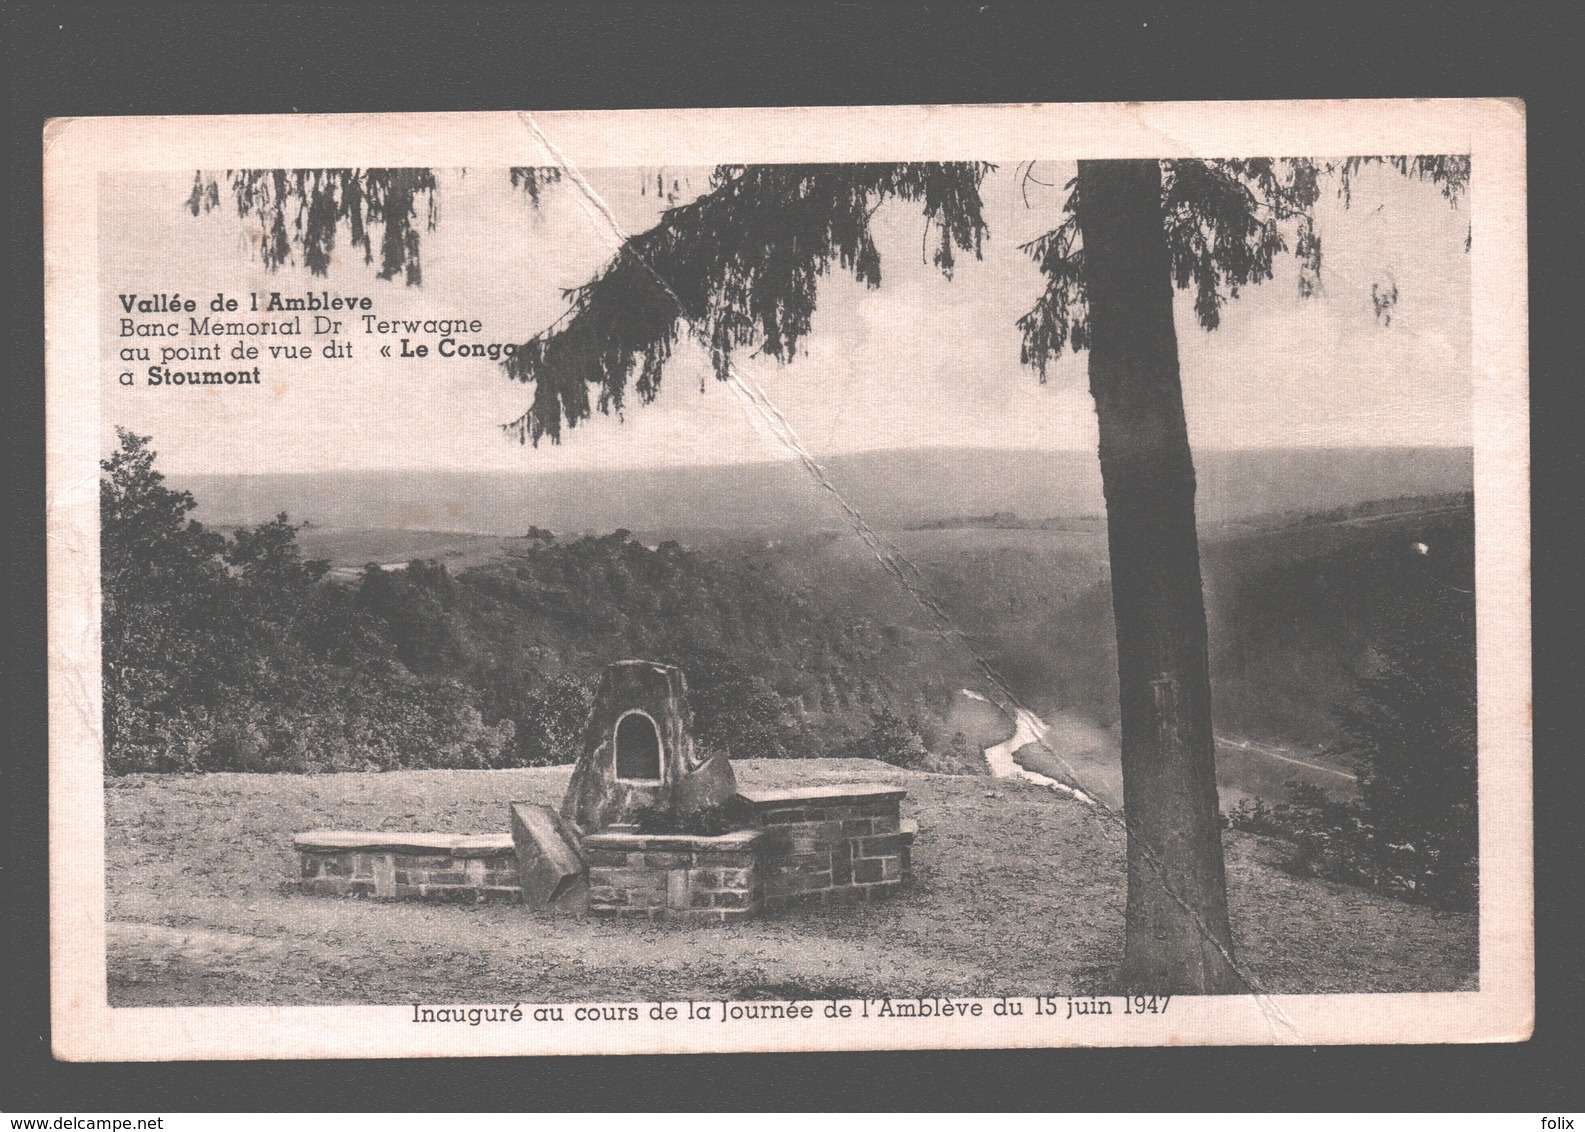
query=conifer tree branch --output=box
[500,163,991,445]
[1017,155,1471,374]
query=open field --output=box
[288,527,524,571]
[178,446,1471,535]
[105,761,1476,1007]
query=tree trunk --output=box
[1074,159,1242,994]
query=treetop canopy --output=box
[194,156,1467,444]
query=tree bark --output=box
[1075,159,1242,994]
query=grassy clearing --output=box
[105,760,1476,1007]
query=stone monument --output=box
[559,660,737,833]
[294,658,916,920]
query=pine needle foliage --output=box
[188,155,1464,433]
[508,166,564,205]
[500,163,991,444]
[1016,156,1469,378]
[189,168,440,284]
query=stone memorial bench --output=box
[290,661,921,920]
[736,784,916,905]
[294,830,521,902]
[583,827,766,921]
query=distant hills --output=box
[148,436,1478,791]
[178,446,1473,535]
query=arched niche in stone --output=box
[561,660,737,834]
[614,710,663,783]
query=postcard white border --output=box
[45,99,1531,1059]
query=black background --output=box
[8,0,1581,1113]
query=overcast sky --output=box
[100,161,1472,476]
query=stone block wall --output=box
[737,785,917,905]
[292,785,917,917]
[295,831,520,903]
[583,829,765,921]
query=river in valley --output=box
[962,689,1357,811]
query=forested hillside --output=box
[752,495,1473,752]
[102,431,967,775]
[105,429,1474,791]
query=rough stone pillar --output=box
[560,660,736,834]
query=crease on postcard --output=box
[517,108,1303,1042]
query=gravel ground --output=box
[104,761,1477,1006]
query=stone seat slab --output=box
[582,828,765,852]
[735,784,907,806]
[509,802,587,910]
[451,834,520,857]
[294,830,514,855]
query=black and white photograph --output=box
[43,101,1531,1059]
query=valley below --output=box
[104,441,1480,1006]
[251,471,1472,813]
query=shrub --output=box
[631,794,755,836]
[1227,781,1472,910]
[1228,536,1480,912]
[834,707,929,768]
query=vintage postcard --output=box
[45,100,1530,1060]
